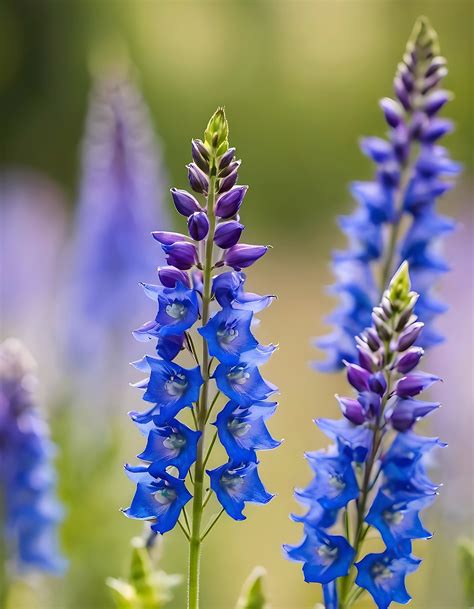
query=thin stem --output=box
[200,509,225,543]
[178,519,191,541]
[202,489,213,512]
[202,431,218,471]
[204,391,221,425]
[187,171,217,609]
[182,508,191,535]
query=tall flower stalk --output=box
[123,109,279,609]
[286,263,445,609]
[317,17,460,371]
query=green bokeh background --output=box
[0,1,472,608]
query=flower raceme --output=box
[122,108,279,609]
[317,17,460,372]
[285,263,445,609]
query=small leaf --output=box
[236,566,267,609]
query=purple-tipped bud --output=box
[215,186,248,219]
[337,396,366,425]
[389,397,440,432]
[218,169,239,194]
[380,98,404,128]
[396,321,424,351]
[424,90,451,116]
[366,328,382,352]
[345,363,370,392]
[396,372,440,397]
[162,241,197,270]
[214,221,245,249]
[224,244,268,270]
[368,372,387,396]
[357,347,374,372]
[171,188,203,217]
[219,160,241,178]
[152,231,189,245]
[422,67,448,94]
[394,77,411,111]
[358,391,382,418]
[395,347,424,373]
[219,147,236,170]
[425,57,447,78]
[191,140,210,172]
[187,163,209,194]
[158,265,191,288]
[421,118,454,143]
[188,211,209,241]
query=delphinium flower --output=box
[63,69,169,394]
[285,263,445,609]
[0,338,65,604]
[317,17,460,371]
[123,108,279,609]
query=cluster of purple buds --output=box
[318,17,460,371]
[123,108,278,543]
[286,263,444,609]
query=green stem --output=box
[187,172,217,609]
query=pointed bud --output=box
[171,188,203,217]
[424,90,452,116]
[219,160,241,178]
[224,244,268,270]
[215,186,248,218]
[396,372,440,397]
[188,211,209,241]
[162,242,198,270]
[187,163,209,194]
[152,231,189,245]
[389,397,440,432]
[218,147,236,170]
[388,261,411,305]
[380,98,405,128]
[345,363,370,392]
[158,266,191,288]
[191,139,210,172]
[368,372,387,396]
[396,321,424,351]
[214,220,245,249]
[395,347,424,373]
[218,169,240,194]
[204,107,229,149]
[337,395,366,425]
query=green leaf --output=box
[236,566,267,609]
[459,537,474,607]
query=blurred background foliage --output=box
[0,1,472,608]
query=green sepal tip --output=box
[204,107,229,154]
[236,566,268,609]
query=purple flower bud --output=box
[357,347,374,372]
[345,363,370,392]
[157,265,191,288]
[421,67,448,94]
[421,119,454,143]
[188,211,209,241]
[191,139,210,172]
[396,321,424,351]
[425,57,447,78]
[395,347,424,373]
[396,372,440,397]
[162,241,198,270]
[388,397,440,432]
[187,163,209,194]
[214,221,245,249]
[336,395,366,425]
[224,244,268,270]
[394,77,411,111]
[379,98,404,128]
[152,231,189,245]
[218,169,239,194]
[215,186,248,219]
[424,90,451,116]
[368,372,387,396]
[218,147,236,170]
[171,188,203,217]
[358,391,382,418]
[366,328,382,352]
[219,160,241,178]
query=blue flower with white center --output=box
[213,362,277,407]
[130,356,203,423]
[297,451,359,511]
[213,401,280,463]
[212,271,275,313]
[207,461,273,521]
[199,307,259,364]
[123,466,192,535]
[155,283,199,337]
[283,526,355,584]
[136,418,201,478]
[355,550,421,609]
[365,490,432,549]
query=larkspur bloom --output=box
[317,17,460,371]
[123,109,278,609]
[287,262,445,609]
[63,70,169,394]
[0,339,65,575]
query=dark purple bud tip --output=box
[152,231,189,245]
[215,186,248,218]
[380,97,405,128]
[218,169,239,194]
[157,265,191,288]
[368,372,387,396]
[218,147,236,170]
[336,395,366,425]
[396,321,424,351]
[163,241,198,270]
[395,347,424,374]
[188,211,210,241]
[344,362,370,392]
[224,244,268,270]
[424,90,452,116]
[191,139,210,172]
[396,372,440,397]
[187,163,209,195]
[171,188,203,217]
[219,160,241,178]
[214,220,245,249]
